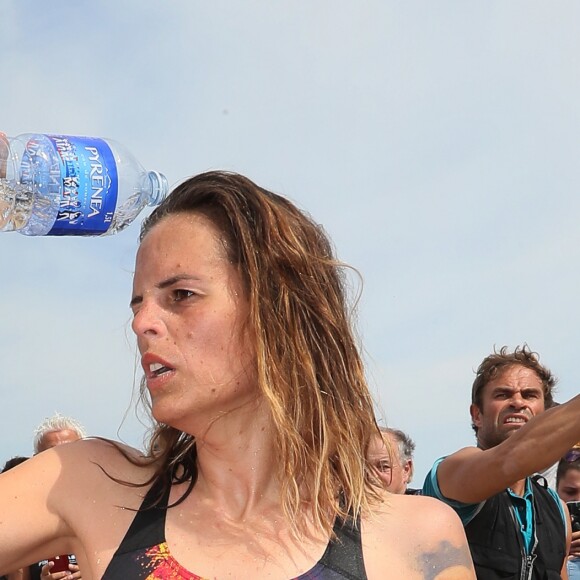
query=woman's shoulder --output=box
[69,436,145,462]
[362,492,475,579]
[47,437,159,489]
[369,491,469,540]
[364,491,462,530]
[52,436,140,463]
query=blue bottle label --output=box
[46,135,118,235]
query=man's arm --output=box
[437,394,580,504]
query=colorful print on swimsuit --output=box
[135,542,207,580]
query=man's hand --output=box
[40,560,82,580]
[569,529,580,558]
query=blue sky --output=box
[1,1,580,484]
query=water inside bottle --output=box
[0,132,8,179]
[0,178,34,232]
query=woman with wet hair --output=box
[0,171,474,579]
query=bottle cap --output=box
[148,171,169,206]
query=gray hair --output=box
[33,412,87,454]
[379,426,416,481]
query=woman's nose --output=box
[131,301,165,338]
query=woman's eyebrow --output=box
[130,274,202,308]
[157,274,202,289]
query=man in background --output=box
[33,413,86,454]
[423,345,578,578]
[368,426,421,495]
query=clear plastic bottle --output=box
[0,131,168,236]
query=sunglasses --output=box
[564,449,580,463]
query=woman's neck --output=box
[190,399,281,519]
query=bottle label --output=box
[45,135,118,235]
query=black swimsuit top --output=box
[102,481,368,579]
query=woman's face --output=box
[558,467,580,503]
[131,213,257,432]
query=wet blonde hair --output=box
[133,171,380,535]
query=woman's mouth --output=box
[149,362,173,377]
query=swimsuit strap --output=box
[317,514,367,580]
[113,477,170,555]
[107,483,367,580]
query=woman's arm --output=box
[0,448,76,574]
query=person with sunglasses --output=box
[557,448,580,579]
[423,345,580,579]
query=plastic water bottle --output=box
[0,131,168,236]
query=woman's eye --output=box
[173,289,195,301]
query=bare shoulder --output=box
[19,437,159,512]
[362,493,475,580]
[66,437,148,469]
[68,438,157,489]
[46,437,151,477]
[43,439,159,563]
[0,438,158,575]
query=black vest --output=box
[465,477,566,580]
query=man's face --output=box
[37,429,81,452]
[470,364,545,450]
[367,432,412,494]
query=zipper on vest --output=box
[508,494,538,580]
[521,553,537,580]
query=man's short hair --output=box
[380,426,416,481]
[33,412,87,454]
[470,345,557,434]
